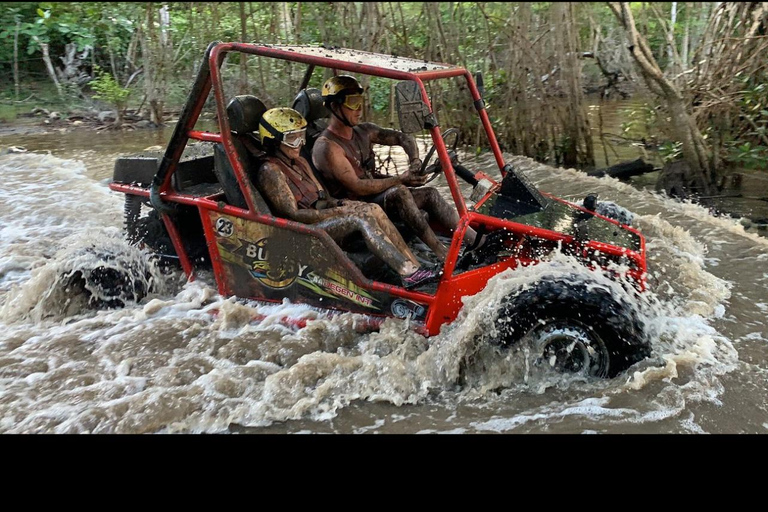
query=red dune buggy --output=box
[108,42,650,378]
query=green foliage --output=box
[367,77,391,113]
[658,140,683,163]
[726,141,768,170]
[705,71,768,169]
[90,64,129,109]
[0,0,764,176]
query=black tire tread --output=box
[496,277,650,377]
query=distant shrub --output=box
[90,64,129,113]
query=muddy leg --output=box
[317,215,415,276]
[383,185,449,260]
[355,203,419,266]
[410,187,479,246]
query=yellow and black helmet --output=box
[321,75,364,106]
[259,107,308,148]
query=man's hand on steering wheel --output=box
[400,169,428,187]
[419,128,461,184]
[407,158,423,174]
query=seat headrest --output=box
[226,95,267,134]
[292,88,329,123]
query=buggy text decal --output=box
[298,268,377,309]
[241,238,378,309]
[214,221,380,310]
[215,217,234,238]
[243,238,299,289]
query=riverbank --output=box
[0,107,197,139]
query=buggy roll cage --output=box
[169,42,509,217]
[109,42,647,316]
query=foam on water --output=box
[0,152,753,433]
[0,153,123,290]
[1,244,736,433]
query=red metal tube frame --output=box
[109,42,647,331]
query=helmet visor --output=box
[281,128,307,149]
[342,94,364,111]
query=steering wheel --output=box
[419,128,460,184]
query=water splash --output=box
[0,151,746,433]
[1,228,172,323]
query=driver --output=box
[311,75,481,261]
[254,107,438,289]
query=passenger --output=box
[254,107,438,289]
[311,75,483,261]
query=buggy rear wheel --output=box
[56,244,159,311]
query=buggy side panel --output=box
[201,210,430,321]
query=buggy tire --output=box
[60,248,156,310]
[64,266,148,309]
[133,209,177,257]
[494,277,650,378]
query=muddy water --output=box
[587,98,768,228]
[1,121,767,434]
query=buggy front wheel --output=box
[494,276,650,378]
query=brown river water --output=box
[1,104,767,434]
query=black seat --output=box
[293,87,330,146]
[293,88,331,182]
[213,95,272,214]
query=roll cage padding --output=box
[293,87,332,179]
[209,95,271,214]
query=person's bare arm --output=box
[255,162,344,223]
[312,137,419,196]
[363,123,421,165]
[362,123,427,181]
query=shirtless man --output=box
[311,75,481,261]
[253,107,437,289]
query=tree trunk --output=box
[553,2,594,168]
[397,2,413,56]
[158,4,172,121]
[608,2,715,191]
[667,2,677,71]
[294,2,302,44]
[32,36,64,98]
[517,3,533,157]
[316,1,327,44]
[588,158,655,179]
[125,28,139,81]
[249,2,271,102]
[91,39,95,80]
[140,3,172,126]
[280,2,294,89]
[211,3,219,42]
[108,35,119,84]
[113,105,125,129]
[13,21,20,101]
[359,3,374,121]
[681,2,692,69]
[239,1,249,95]
[280,2,293,42]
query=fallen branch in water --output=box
[587,158,657,180]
